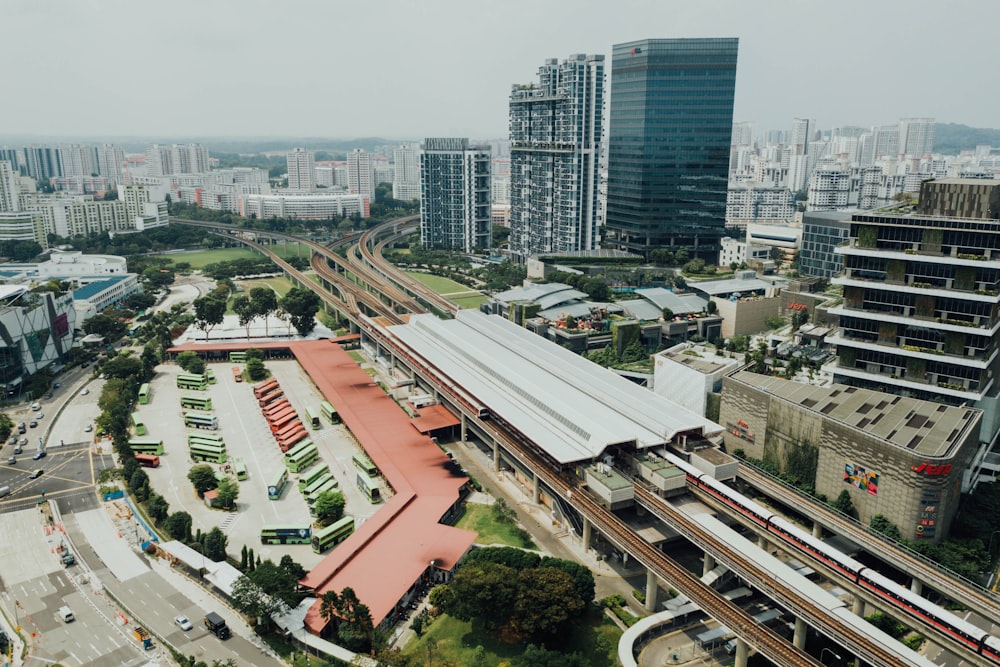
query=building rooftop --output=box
[730,371,981,458]
[492,282,588,310]
[631,287,707,315]
[72,276,127,300]
[660,349,734,376]
[688,275,779,297]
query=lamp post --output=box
[821,647,842,665]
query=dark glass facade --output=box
[605,38,738,260]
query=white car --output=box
[174,615,193,631]
[81,388,90,395]
[34,412,43,420]
[30,402,40,411]
[84,424,93,433]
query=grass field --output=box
[269,242,311,260]
[236,276,295,298]
[454,503,536,549]
[402,607,620,667]
[153,247,260,269]
[405,271,488,309]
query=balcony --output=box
[830,360,988,402]
[836,240,1000,267]
[825,305,1000,335]
[827,332,996,369]
[833,271,1000,302]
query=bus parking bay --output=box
[135,361,379,568]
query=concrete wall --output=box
[714,296,783,338]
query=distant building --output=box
[347,149,374,198]
[799,210,852,278]
[286,148,316,192]
[146,144,210,177]
[0,160,19,212]
[242,193,369,220]
[392,144,421,201]
[419,138,491,251]
[23,145,63,181]
[899,117,935,157]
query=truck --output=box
[132,626,153,650]
[204,611,231,639]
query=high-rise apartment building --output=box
[146,144,210,177]
[286,148,316,192]
[419,138,491,251]
[872,125,900,160]
[0,148,20,174]
[393,145,421,201]
[899,117,935,157]
[24,146,63,181]
[508,53,604,257]
[96,144,126,186]
[347,149,374,198]
[0,161,20,212]
[605,38,738,260]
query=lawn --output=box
[152,247,260,269]
[236,276,295,298]
[454,503,536,549]
[269,241,311,260]
[405,271,488,309]
[402,607,620,667]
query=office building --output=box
[393,145,421,201]
[509,53,604,257]
[286,148,316,192]
[347,149,374,198]
[419,138,491,251]
[605,38,738,261]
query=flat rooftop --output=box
[730,371,981,457]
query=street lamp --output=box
[821,647,842,665]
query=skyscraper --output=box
[605,38,738,260]
[419,138,491,251]
[898,117,935,157]
[24,145,63,181]
[0,160,20,212]
[509,53,604,258]
[286,148,316,192]
[347,149,374,198]
[392,144,421,201]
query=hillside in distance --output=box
[934,123,1000,155]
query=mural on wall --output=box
[844,460,879,496]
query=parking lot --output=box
[136,360,381,568]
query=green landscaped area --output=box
[152,247,260,269]
[402,608,620,667]
[454,502,536,549]
[236,276,295,298]
[404,270,488,309]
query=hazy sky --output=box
[5,0,1000,141]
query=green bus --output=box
[183,412,218,430]
[205,368,216,384]
[138,383,151,405]
[128,438,165,455]
[131,412,147,436]
[352,452,377,477]
[180,395,212,411]
[311,516,355,554]
[298,463,331,492]
[232,456,248,481]
[301,471,335,500]
[188,433,225,447]
[320,400,340,424]
[268,468,288,500]
[307,478,340,508]
[305,406,321,430]
[229,351,248,363]
[189,442,227,464]
[357,472,381,503]
[285,442,320,473]
[177,373,207,391]
[260,524,311,545]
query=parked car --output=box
[7,435,16,446]
[28,421,37,429]
[174,615,193,631]
[34,412,43,420]
[53,382,60,389]
[29,469,43,479]
[84,424,93,432]
[81,388,90,395]
[30,402,40,411]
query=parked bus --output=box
[275,420,305,442]
[320,401,340,424]
[229,351,248,364]
[128,438,165,455]
[270,412,299,433]
[260,524,311,545]
[266,405,296,423]
[231,456,248,481]
[232,366,243,382]
[205,368,216,384]
[180,395,213,411]
[301,471,336,499]
[258,389,285,407]
[268,468,288,500]
[138,383,151,404]
[189,442,227,464]
[188,433,225,447]
[135,453,160,468]
[253,379,279,399]
[285,442,320,473]
[307,479,341,511]
[352,452,377,477]
[263,400,291,418]
[357,472,381,503]
[276,428,309,452]
[311,516,355,554]
[305,406,321,430]
[131,412,147,436]
[184,412,219,430]
[298,463,331,492]
[177,373,208,391]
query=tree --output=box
[249,559,302,608]
[705,299,718,315]
[187,464,218,497]
[830,489,857,518]
[215,477,239,510]
[83,313,127,341]
[232,295,255,340]
[129,469,149,495]
[140,344,159,378]
[164,511,192,542]
[582,278,611,301]
[176,351,205,375]
[280,287,321,336]
[250,287,278,336]
[490,498,517,525]
[230,574,289,623]
[466,545,540,570]
[204,527,228,561]
[246,357,266,381]
[101,355,144,380]
[193,296,226,342]
[313,490,346,526]
[124,292,156,311]
[441,563,518,631]
[539,557,595,604]
[513,567,585,641]
[870,514,901,541]
[279,554,306,580]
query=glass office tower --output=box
[605,38,738,261]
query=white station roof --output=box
[387,311,722,464]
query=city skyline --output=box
[5,0,1000,140]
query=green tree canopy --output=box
[232,295,255,339]
[164,511,192,541]
[313,490,346,526]
[193,296,226,341]
[215,477,239,510]
[280,287,321,336]
[187,464,218,496]
[250,287,278,336]
[204,527,229,561]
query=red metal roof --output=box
[287,341,475,631]
[411,404,461,434]
[167,334,359,354]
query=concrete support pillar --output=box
[910,578,923,595]
[703,552,716,577]
[532,472,540,504]
[812,521,823,538]
[735,638,749,667]
[582,517,592,550]
[793,617,806,650]
[460,413,467,442]
[492,440,500,472]
[645,570,658,612]
[348,320,359,334]
[757,533,768,550]
[852,596,864,615]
